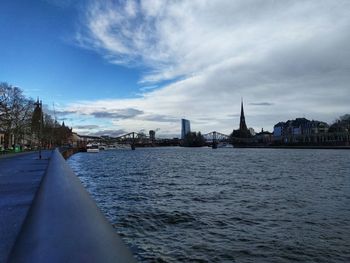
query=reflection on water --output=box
[68,147,350,262]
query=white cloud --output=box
[70,0,350,136]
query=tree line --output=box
[182,132,206,147]
[0,82,72,151]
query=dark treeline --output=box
[182,132,206,147]
[0,82,72,151]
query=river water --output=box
[67,147,350,262]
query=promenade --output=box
[0,151,52,263]
[0,149,135,263]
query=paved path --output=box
[0,151,52,263]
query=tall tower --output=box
[181,119,191,139]
[239,99,248,132]
[149,130,155,141]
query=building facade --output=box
[271,117,350,145]
[181,119,191,139]
[253,128,273,144]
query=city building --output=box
[249,128,256,136]
[181,119,191,139]
[329,115,350,133]
[273,118,332,144]
[254,128,273,144]
[71,132,83,148]
[273,122,285,137]
[149,130,156,141]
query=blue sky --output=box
[1,0,350,137]
[0,0,140,102]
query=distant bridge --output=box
[112,132,153,150]
[115,132,149,142]
[82,132,153,150]
[202,131,230,142]
[85,131,232,150]
[202,131,230,148]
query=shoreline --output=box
[60,147,82,159]
[233,145,350,150]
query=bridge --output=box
[83,131,232,150]
[114,132,153,150]
[202,131,230,148]
[88,132,154,150]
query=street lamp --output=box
[34,99,43,159]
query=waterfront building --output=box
[271,117,350,145]
[71,132,83,148]
[273,122,285,137]
[254,128,273,144]
[327,115,350,144]
[149,130,156,141]
[249,128,256,136]
[309,121,329,134]
[329,115,350,133]
[273,118,329,141]
[181,119,191,139]
[79,135,101,145]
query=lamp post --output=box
[34,99,43,159]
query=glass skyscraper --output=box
[181,119,191,139]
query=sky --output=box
[1,0,349,137]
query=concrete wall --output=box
[9,149,135,263]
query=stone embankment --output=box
[0,149,135,263]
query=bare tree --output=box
[0,83,34,147]
[1,82,73,150]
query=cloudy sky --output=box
[1,0,349,137]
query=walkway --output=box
[0,151,52,263]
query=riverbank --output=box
[60,147,81,159]
[233,145,350,150]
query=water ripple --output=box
[68,147,350,262]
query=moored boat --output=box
[86,144,99,153]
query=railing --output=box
[9,149,136,263]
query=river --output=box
[67,147,350,262]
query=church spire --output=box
[239,98,248,132]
